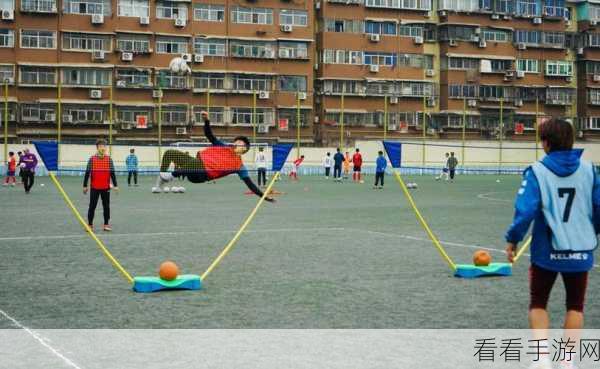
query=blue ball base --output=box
[454,263,512,279]
[133,274,202,293]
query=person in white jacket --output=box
[255,146,267,187]
[323,152,333,178]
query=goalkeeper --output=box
[155,112,275,202]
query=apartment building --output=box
[0,0,315,144]
[577,0,600,133]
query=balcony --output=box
[21,0,58,13]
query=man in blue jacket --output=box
[505,119,600,340]
[126,148,139,187]
[374,151,387,189]
[333,148,344,182]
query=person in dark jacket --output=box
[83,139,118,232]
[19,148,38,194]
[333,148,344,182]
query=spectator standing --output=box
[126,149,139,187]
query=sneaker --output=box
[103,225,112,232]
[151,186,161,193]
[155,172,174,191]
[87,224,94,233]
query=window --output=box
[546,88,573,104]
[438,0,478,12]
[232,74,271,92]
[63,106,104,124]
[194,38,226,56]
[62,32,111,52]
[515,86,545,101]
[448,84,477,98]
[446,115,479,128]
[117,108,152,124]
[364,52,397,66]
[364,0,431,11]
[324,112,365,126]
[365,21,396,35]
[278,41,308,59]
[440,25,477,41]
[584,117,600,130]
[483,29,509,42]
[514,30,540,45]
[0,29,14,48]
[192,73,225,90]
[115,68,151,87]
[588,89,600,105]
[322,80,362,94]
[516,59,539,73]
[161,106,187,125]
[231,107,274,126]
[19,66,56,85]
[156,1,187,19]
[541,32,565,47]
[21,0,57,12]
[116,34,150,53]
[590,5,600,21]
[230,40,276,58]
[586,61,600,75]
[279,9,307,26]
[21,30,56,49]
[446,57,479,70]
[324,19,363,33]
[278,108,310,127]
[156,71,188,89]
[21,104,55,122]
[322,50,363,65]
[479,85,506,100]
[398,81,433,97]
[117,0,148,17]
[0,0,14,11]
[63,0,110,15]
[545,60,572,76]
[494,0,513,13]
[589,34,600,48]
[62,68,111,86]
[193,106,224,125]
[398,53,433,68]
[544,0,565,18]
[278,75,307,92]
[194,4,224,22]
[231,7,272,25]
[488,59,512,73]
[399,24,423,38]
[515,0,538,16]
[0,65,14,83]
[156,36,188,54]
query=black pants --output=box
[88,189,110,226]
[449,169,456,180]
[22,169,34,192]
[375,172,385,186]
[325,167,330,177]
[127,170,138,185]
[257,168,267,186]
[333,165,342,178]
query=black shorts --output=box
[353,166,361,172]
[529,263,588,312]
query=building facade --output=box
[0,0,598,145]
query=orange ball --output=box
[473,250,492,267]
[158,261,179,281]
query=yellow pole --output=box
[296,91,301,158]
[499,98,504,172]
[462,98,466,167]
[392,170,457,271]
[201,171,281,281]
[109,85,113,156]
[49,172,134,284]
[252,90,257,146]
[57,77,61,166]
[513,236,532,264]
[206,88,210,115]
[383,95,388,140]
[157,88,162,166]
[535,97,539,161]
[422,96,426,169]
[340,92,345,152]
[3,80,7,164]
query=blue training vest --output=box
[531,160,597,253]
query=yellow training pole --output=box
[57,78,62,166]
[499,98,504,172]
[206,88,210,115]
[296,92,301,158]
[513,236,532,264]
[535,97,540,161]
[201,171,281,281]
[252,90,257,146]
[462,98,466,167]
[340,92,345,152]
[422,96,426,169]
[383,95,388,140]
[157,87,162,166]
[392,170,457,271]
[3,80,7,164]
[48,172,134,284]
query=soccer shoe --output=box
[163,187,171,193]
[151,186,161,193]
[103,224,112,232]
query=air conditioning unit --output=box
[281,24,293,33]
[449,39,457,47]
[92,51,105,60]
[389,96,398,104]
[438,10,447,17]
[468,99,477,107]
[121,52,133,61]
[505,71,514,78]
[181,53,192,62]
[566,76,572,82]
[414,36,424,45]
[425,69,435,77]
[491,13,500,20]
[152,90,163,98]
[258,91,270,99]
[298,92,307,100]
[426,97,435,107]
[45,114,56,122]
[593,74,600,82]
[91,14,104,24]
[533,17,542,24]
[121,123,133,130]
[90,89,102,99]
[517,43,526,50]
[474,27,481,34]
[3,77,14,84]
[175,18,186,27]
[479,40,487,48]
[472,36,480,43]
[257,125,269,134]
[1,9,14,20]
[578,48,584,55]
[369,33,380,42]
[176,127,187,135]
[514,99,523,107]
[591,20,598,27]
[116,80,127,88]
[369,64,379,73]
[140,16,149,25]
[62,114,72,123]
[278,49,290,58]
[516,70,525,78]
[503,14,511,20]
[565,20,571,27]
[193,54,204,63]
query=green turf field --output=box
[1,173,598,329]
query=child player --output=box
[83,139,118,232]
[156,112,275,202]
[505,119,600,369]
[352,148,363,183]
[289,155,304,181]
[343,151,351,180]
[374,151,387,189]
[3,151,16,186]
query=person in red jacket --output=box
[3,151,17,186]
[352,148,363,183]
[83,139,118,232]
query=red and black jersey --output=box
[352,153,363,167]
[83,154,117,190]
[199,146,243,180]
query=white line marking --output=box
[477,192,512,203]
[0,309,83,369]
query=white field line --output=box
[476,192,513,203]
